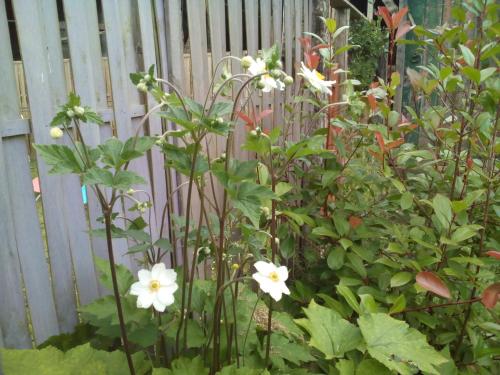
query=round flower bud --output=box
[274,237,280,247]
[220,152,226,161]
[241,56,253,69]
[270,69,282,79]
[144,74,151,81]
[204,247,211,255]
[137,82,148,92]
[283,75,294,86]
[255,126,262,135]
[249,129,258,137]
[127,188,136,195]
[50,127,63,139]
[73,106,85,116]
[275,60,283,69]
[66,109,75,118]
[261,206,270,216]
[231,263,240,271]
[256,80,266,90]
[216,117,224,124]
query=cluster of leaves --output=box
[348,19,387,89]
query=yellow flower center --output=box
[269,271,280,282]
[314,71,325,81]
[149,280,160,292]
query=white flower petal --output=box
[280,282,291,295]
[252,273,273,294]
[137,269,152,286]
[130,281,147,296]
[157,286,176,306]
[158,268,177,286]
[151,263,167,279]
[152,297,167,312]
[269,287,283,302]
[276,266,289,282]
[254,261,276,275]
[136,291,154,309]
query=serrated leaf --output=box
[94,257,134,295]
[358,314,448,375]
[294,300,362,359]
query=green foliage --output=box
[358,314,448,374]
[295,300,362,359]
[0,344,149,375]
[348,20,386,88]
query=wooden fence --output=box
[0,0,316,349]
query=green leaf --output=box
[336,285,361,314]
[312,226,338,239]
[432,194,452,230]
[94,257,134,295]
[390,272,412,288]
[294,300,362,359]
[34,144,85,174]
[152,356,208,375]
[268,334,314,367]
[451,225,482,243]
[327,246,345,270]
[459,44,475,66]
[230,181,276,227]
[217,365,269,375]
[358,313,448,375]
[480,67,497,82]
[275,182,293,196]
[0,343,149,375]
[400,192,413,210]
[356,359,392,375]
[462,66,480,84]
[389,294,406,314]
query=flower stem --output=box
[103,207,135,375]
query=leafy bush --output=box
[2,2,498,375]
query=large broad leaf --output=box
[432,194,452,230]
[152,356,208,375]
[268,334,315,368]
[216,365,269,374]
[0,343,149,375]
[294,300,362,359]
[94,257,134,295]
[358,313,448,375]
[34,144,85,174]
[230,181,275,227]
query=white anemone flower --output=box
[252,261,290,302]
[247,57,267,76]
[130,263,178,312]
[298,62,335,95]
[259,74,285,93]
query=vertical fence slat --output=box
[1,0,59,346]
[208,0,227,74]
[0,7,31,343]
[228,0,245,159]
[13,0,92,332]
[245,0,259,57]
[138,0,168,236]
[272,0,284,128]
[260,0,273,129]
[63,0,106,303]
[165,0,186,93]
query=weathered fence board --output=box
[1,0,59,347]
[14,0,85,333]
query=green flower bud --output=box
[50,127,63,139]
[73,106,85,116]
[241,56,253,69]
[283,75,294,86]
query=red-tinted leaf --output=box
[367,94,377,112]
[377,6,393,29]
[368,149,384,162]
[392,6,409,29]
[298,37,312,50]
[311,43,329,51]
[385,139,404,150]
[255,109,274,123]
[481,283,500,309]
[349,215,363,229]
[416,271,451,299]
[237,112,253,126]
[375,132,385,153]
[486,250,500,259]
[466,157,473,170]
[395,21,413,40]
[305,52,320,69]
